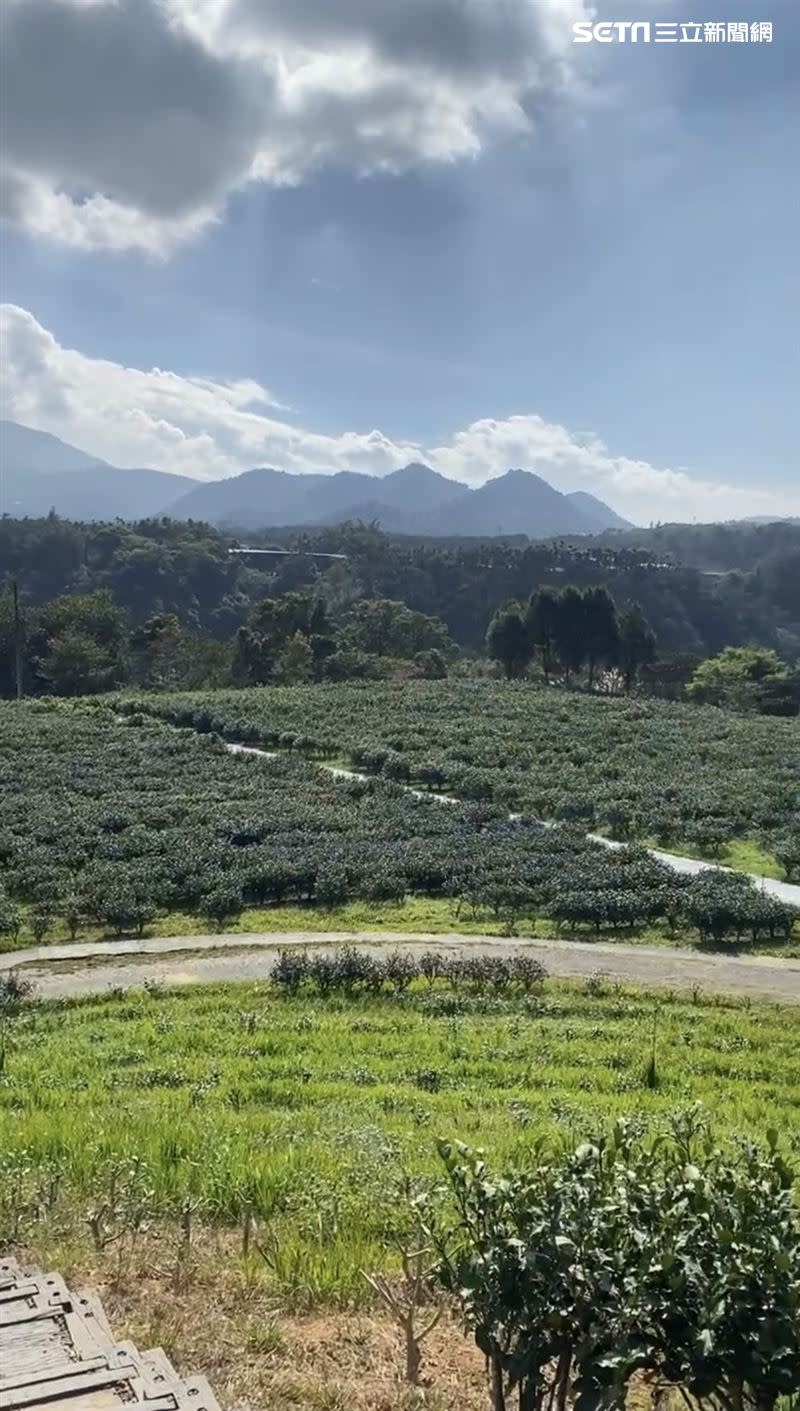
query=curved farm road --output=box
[4,932,800,1004]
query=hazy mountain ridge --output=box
[1,420,194,520]
[1,420,630,535]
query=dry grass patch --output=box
[14,1230,488,1411]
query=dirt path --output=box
[5,931,800,1003]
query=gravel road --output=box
[4,931,800,1004]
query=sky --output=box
[1,0,798,525]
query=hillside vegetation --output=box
[0,697,797,952]
[2,515,798,659]
[126,682,800,871]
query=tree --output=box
[582,585,619,688]
[640,652,705,700]
[552,586,588,685]
[618,604,656,693]
[230,592,331,685]
[757,669,800,717]
[413,649,448,680]
[339,598,452,659]
[128,613,181,688]
[274,632,314,684]
[37,629,120,696]
[687,646,789,710]
[35,590,127,654]
[27,589,128,696]
[486,604,531,680]
[525,589,560,682]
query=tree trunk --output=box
[490,1353,507,1411]
[405,1328,421,1385]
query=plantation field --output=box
[3,976,799,1307]
[122,682,800,870]
[2,700,796,951]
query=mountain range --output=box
[0,419,632,537]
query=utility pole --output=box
[12,579,23,701]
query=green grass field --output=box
[4,979,799,1307]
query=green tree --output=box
[413,648,448,680]
[37,629,120,696]
[231,592,331,685]
[756,669,800,717]
[486,604,531,680]
[129,614,231,690]
[29,590,127,696]
[339,598,452,658]
[274,632,314,684]
[583,585,619,688]
[36,590,127,654]
[525,589,560,682]
[128,613,181,688]
[618,604,656,694]
[687,646,788,710]
[552,586,587,685]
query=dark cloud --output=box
[0,0,586,251]
[229,0,566,80]
[1,0,266,217]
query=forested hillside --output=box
[2,514,798,658]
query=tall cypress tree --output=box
[525,588,560,682]
[553,586,587,685]
[584,586,620,689]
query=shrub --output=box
[272,949,310,992]
[0,972,36,1015]
[426,1114,800,1411]
[0,897,22,944]
[200,887,244,929]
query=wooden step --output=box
[0,1262,221,1411]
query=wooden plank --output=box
[0,1314,75,1377]
[1,1300,69,1328]
[0,1263,220,1411]
[74,1290,115,1344]
[0,1362,140,1409]
[0,1355,109,1394]
[0,1284,39,1306]
[180,1376,223,1411]
[24,1393,129,1411]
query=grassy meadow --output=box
[4,978,799,1307]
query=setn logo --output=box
[573,21,652,41]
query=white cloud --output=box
[428,415,798,523]
[2,302,796,524]
[1,0,587,255]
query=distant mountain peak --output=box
[567,490,632,532]
[0,419,631,537]
[0,419,113,475]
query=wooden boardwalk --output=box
[0,1258,221,1410]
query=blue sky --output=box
[1,0,798,523]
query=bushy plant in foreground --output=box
[424,1110,800,1411]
